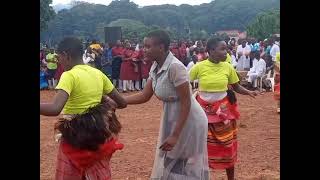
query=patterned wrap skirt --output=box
[196,95,239,169]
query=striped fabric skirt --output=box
[55,142,112,180]
[207,120,238,169]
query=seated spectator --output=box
[247,51,266,89]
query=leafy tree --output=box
[190,30,209,41]
[246,9,280,40]
[107,19,149,40]
[40,0,55,31]
[40,0,280,43]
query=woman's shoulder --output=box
[221,61,235,70]
[170,57,187,71]
[194,59,208,67]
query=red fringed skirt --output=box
[55,138,123,180]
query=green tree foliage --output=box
[190,30,209,41]
[41,0,279,42]
[40,0,55,32]
[246,9,280,40]
[108,19,149,40]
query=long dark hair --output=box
[227,89,237,105]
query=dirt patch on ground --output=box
[40,90,279,180]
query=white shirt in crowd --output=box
[186,61,195,73]
[252,58,258,70]
[83,50,95,64]
[270,43,280,61]
[135,44,140,51]
[187,61,199,85]
[236,44,251,71]
[186,47,190,58]
[231,54,238,68]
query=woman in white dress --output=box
[236,39,251,71]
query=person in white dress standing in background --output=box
[236,39,251,71]
[270,38,280,62]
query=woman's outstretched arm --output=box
[124,79,154,104]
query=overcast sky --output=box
[52,0,212,6]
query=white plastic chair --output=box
[258,70,275,92]
[248,71,264,91]
[267,70,276,92]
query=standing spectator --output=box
[249,38,260,53]
[112,40,124,91]
[265,39,272,55]
[140,52,152,89]
[229,38,237,50]
[186,41,192,60]
[186,54,198,89]
[40,49,46,65]
[120,41,136,92]
[197,47,208,62]
[131,45,142,91]
[90,40,103,69]
[89,40,102,51]
[54,61,64,83]
[270,38,280,62]
[236,39,251,71]
[227,45,238,68]
[46,48,58,89]
[196,40,203,48]
[83,47,96,67]
[40,65,48,90]
[170,41,180,60]
[259,40,266,55]
[101,43,113,80]
[178,41,187,66]
[231,49,237,66]
[274,52,280,113]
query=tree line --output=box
[40,0,280,44]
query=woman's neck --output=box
[156,51,169,68]
[67,60,84,70]
[208,56,220,64]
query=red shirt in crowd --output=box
[179,44,187,64]
[170,47,181,60]
[112,46,124,57]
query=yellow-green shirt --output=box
[225,53,232,64]
[276,52,280,63]
[46,53,58,69]
[275,52,280,70]
[55,65,114,114]
[189,59,239,92]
